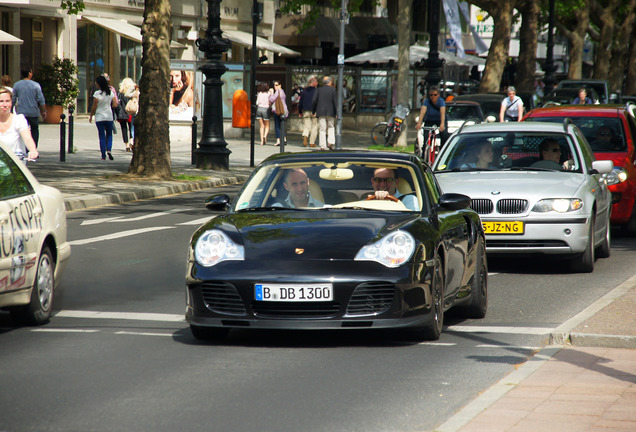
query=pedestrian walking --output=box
[117,77,137,152]
[269,80,288,146]
[312,75,337,151]
[499,85,524,122]
[255,82,272,145]
[11,67,46,147]
[88,76,118,161]
[0,86,38,161]
[298,76,318,147]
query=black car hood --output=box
[207,210,419,260]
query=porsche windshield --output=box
[233,160,425,212]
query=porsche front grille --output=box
[200,282,247,316]
[346,282,395,316]
[251,303,340,318]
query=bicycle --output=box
[370,103,410,147]
[415,125,439,166]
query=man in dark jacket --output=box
[311,76,337,150]
[299,76,318,147]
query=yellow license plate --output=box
[482,221,524,235]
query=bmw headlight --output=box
[355,231,416,268]
[195,229,244,267]
[532,198,583,213]
[602,167,627,186]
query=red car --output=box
[524,104,636,231]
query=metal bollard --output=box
[67,107,74,154]
[191,116,197,165]
[59,114,66,162]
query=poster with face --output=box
[221,70,245,118]
[169,69,195,121]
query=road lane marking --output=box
[81,209,190,226]
[69,226,175,245]
[177,216,216,226]
[31,328,100,333]
[446,325,553,335]
[476,344,540,350]
[54,310,185,322]
[115,331,177,337]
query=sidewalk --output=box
[28,121,636,432]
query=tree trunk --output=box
[473,0,516,93]
[626,25,636,95]
[554,2,590,80]
[129,0,172,179]
[396,0,412,147]
[591,0,619,85]
[609,0,636,94]
[516,0,539,94]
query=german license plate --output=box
[254,283,333,302]
[482,221,524,234]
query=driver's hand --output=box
[375,191,390,200]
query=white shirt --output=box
[93,90,117,122]
[502,96,524,118]
[0,114,29,156]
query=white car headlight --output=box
[532,198,583,213]
[602,167,627,186]
[355,231,416,268]
[195,229,244,267]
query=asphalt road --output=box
[1,187,635,432]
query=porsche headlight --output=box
[532,198,583,213]
[603,167,627,186]
[355,231,416,268]
[195,229,244,267]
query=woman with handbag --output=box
[89,76,119,161]
[268,80,288,146]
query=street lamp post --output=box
[542,0,558,95]
[195,0,231,170]
[421,0,445,89]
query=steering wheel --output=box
[366,193,399,203]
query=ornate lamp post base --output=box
[195,0,231,170]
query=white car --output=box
[0,143,71,324]
[432,121,614,273]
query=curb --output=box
[63,174,250,211]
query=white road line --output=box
[81,209,190,226]
[418,342,456,346]
[446,325,553,335]
[115,331,176,337]
[54,310,185,322]
[476,344,540,350]
[69,226,175,245]
[177,216,216,226]
[31,328,100,333]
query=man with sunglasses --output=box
[370,168,418,211]
[414,86,448,147]
[532,138,572,170]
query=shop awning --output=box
[0,29,23,45]
[222,29,300,57]
[83,16,185,49]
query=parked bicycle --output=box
[370,103,411,147]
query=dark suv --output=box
[524,104,636,231]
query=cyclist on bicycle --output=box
[414,86,448,147]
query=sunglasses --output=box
[373,177,396,183]
[429,93,439,97]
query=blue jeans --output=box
[96,121,114,158]
[273,113,286,141]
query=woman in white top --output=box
[255,82,271,145]
[89,75,119,160]
[499,86,524,122]
[0,86,38,161]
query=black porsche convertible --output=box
[185,151,487,341]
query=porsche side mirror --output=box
[438,193,472,211]
[205,194,231,211]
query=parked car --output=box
[0,142,71,325]
[541,87,601,106]
[524,104,636,231]
[432,121,614,273]
[186,151,487,341]
[453,92,535,121]
[556,80,611,104]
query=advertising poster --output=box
[169,62,199,122]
